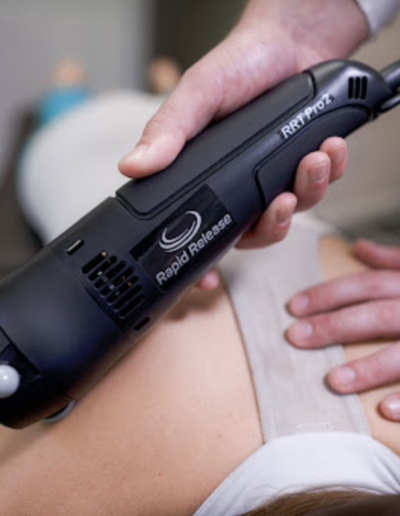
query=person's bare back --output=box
[0,235,399,516]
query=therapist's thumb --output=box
[118,58,225,179]
[118,26,294,179]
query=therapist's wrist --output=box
[237,0,368,71]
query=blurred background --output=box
[0,0,400,279]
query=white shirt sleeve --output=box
[354,0,400,37]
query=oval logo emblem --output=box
[159,211,202,253]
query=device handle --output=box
[117,72,315,216]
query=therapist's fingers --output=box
[236,193,297,249]
[237,143,340,250]
[327,342,400,394]
[354,239,400,269]
[291,152,330,213]
[237,140,346,249]
[294,138,347,212]
[195,269,220,290]
[286,299,400,349]
[320,137,348,183]
[380,391,400,422]
[287,270,400,317]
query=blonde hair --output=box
[240,488,380,516]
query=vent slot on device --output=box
[82,251,108,274]
[134,317,150,333]
[82,251,144,319]
[348,76,368,100]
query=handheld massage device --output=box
[1,58,400,428]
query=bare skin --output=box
[0,235,399,516]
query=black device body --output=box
[0,59,398,428]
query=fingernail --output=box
[202,270,220,290]
[310,161,328,183]
[383,397,400,419]
[277,206,292,225]
[331,144,345,163]
[331,366,356,387]
[289,294,310,315]
[121,144,148,164]
[289,321,313,344]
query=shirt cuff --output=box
[354,0,400,37]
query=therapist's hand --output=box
[119,0,367,288]
[287,240,400,422]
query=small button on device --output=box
[0,364,20,398]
